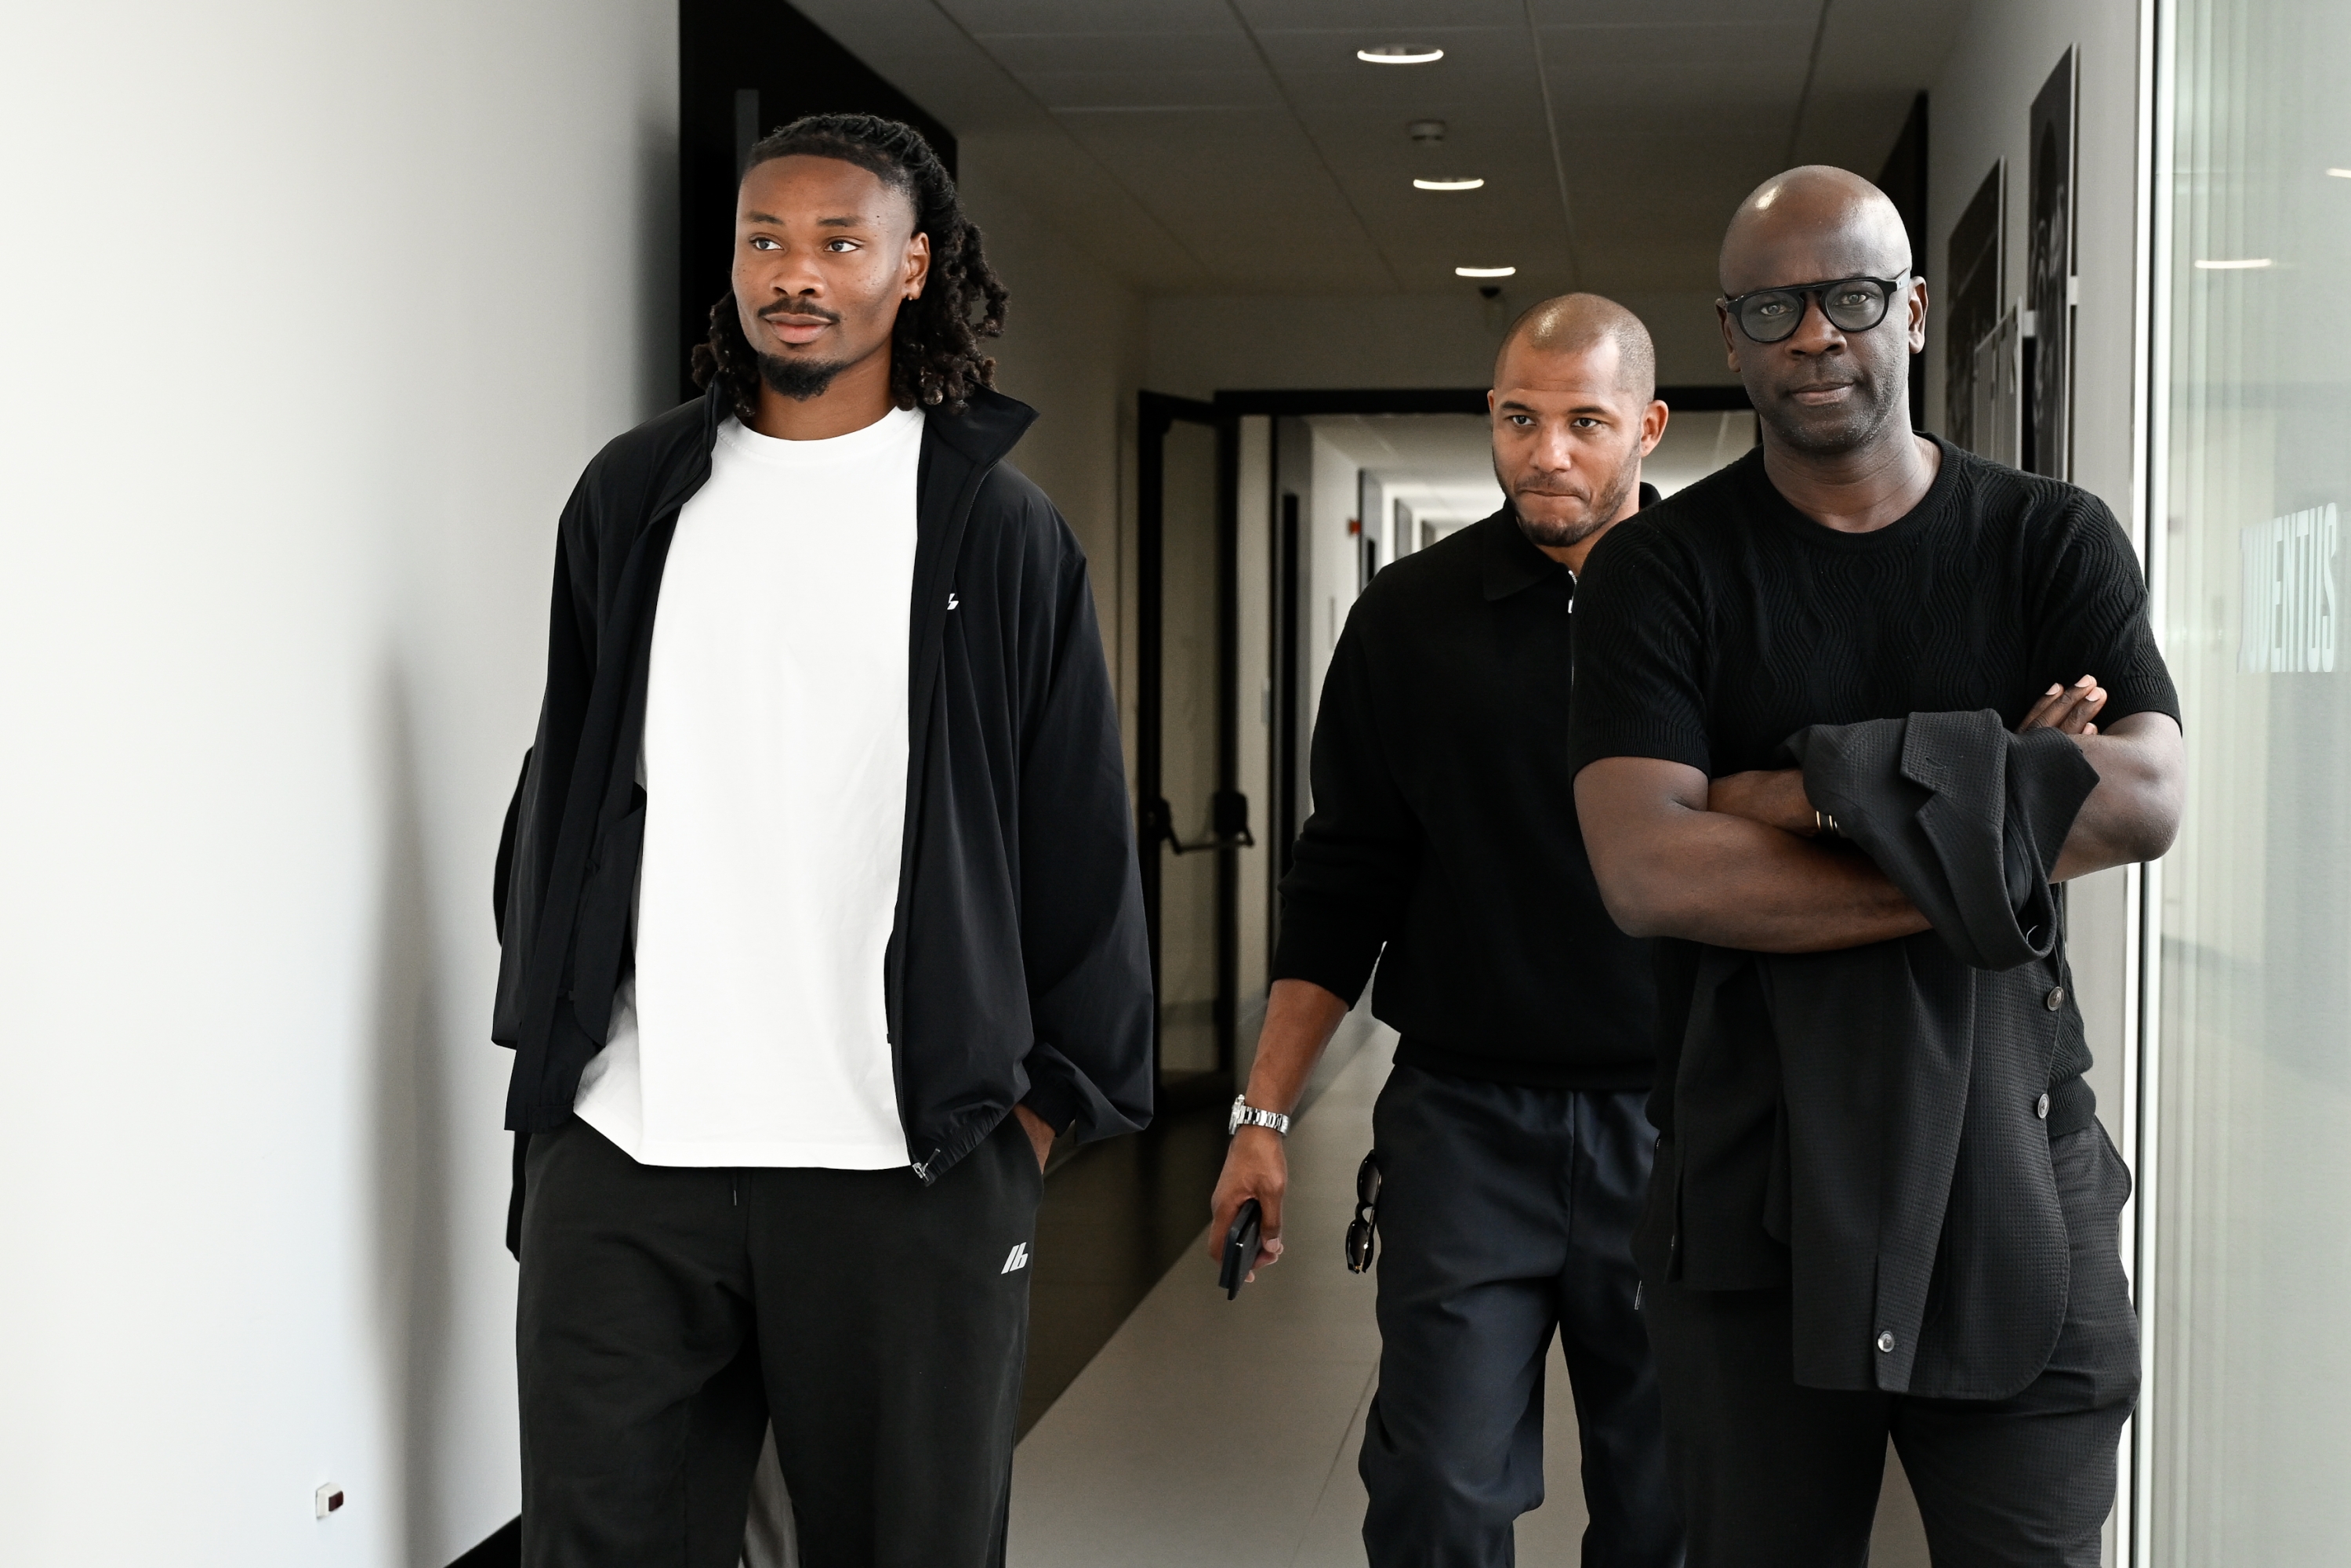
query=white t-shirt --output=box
[574,407,923,1167]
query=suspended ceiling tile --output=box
[1249,24,1535,73]
[957,126,1218,290]
[1812,0,1973,90]
[942,0,1239,36]
[1235,0,1528,30]
[977,31,1269,74]
[1529,0,1823,24]
[1533,20,1816,72]
[1025,71,1288,110]
[1539,60,1812,115]
[785,0,1964,303]
[1788,91,1925,174]
[786,0,1042,132]
[1061,131,1401,290]
[1291,111,1558,171]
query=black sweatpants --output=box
[1642,1123,2139,1568]
[516,1114,1043,1568]
[1360,1063,1682,1568]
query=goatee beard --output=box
[1511,463,1638,551]
[757,351,851,402]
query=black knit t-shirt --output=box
[1569,437,2179,782]
[1569,437,2178,1148]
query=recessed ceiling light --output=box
[2193,257,2273,269]
[1359,46,1444,64]
[2328,168,2351,179]
[1415,177,1485,191]
[1455,266,1515,278]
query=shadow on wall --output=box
[640,119,684,416]
[364,658,459,1563]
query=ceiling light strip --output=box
[1358,47,1444,64]
[1415,177,1485,191]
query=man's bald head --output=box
[1486,292,1667,569]
[1495,293,1656,400]
[1714,165,1927,459]
[1718,165,1911,295]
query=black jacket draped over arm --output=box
[1654,712,2101,1399]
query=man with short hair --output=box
[492,114,1152,1567]
[1572,166,2182,1566]
[1209,295,1685,1566]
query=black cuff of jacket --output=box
[1269,908,1382,1008]
[1019,1073,1084,1138]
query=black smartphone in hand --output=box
[1219,1197,1262,1300]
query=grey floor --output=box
[1008,1027,1936,1568]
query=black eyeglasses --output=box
[1721,272,1909,343]
[1344,1150,1381,1274]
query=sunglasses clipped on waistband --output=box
[1720,272,1909,343]
[1344,1149,1381,1274]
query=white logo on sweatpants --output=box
[1001,1243,1030,1274]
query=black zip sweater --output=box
[1272,503,1657,1091]
[492,380,1153,1210]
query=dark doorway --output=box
[1876,93,1931,429]
[1135,394,1244,1112]
[677,0,956,401]
[1212,385,1749,988]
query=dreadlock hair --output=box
[690,114,1009,421]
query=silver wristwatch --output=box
[1228,1095,1292,1137]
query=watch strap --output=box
[1228,1094,1292,1137]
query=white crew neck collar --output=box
[719,405,923,466]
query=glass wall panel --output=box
[2153,0,2351,1559]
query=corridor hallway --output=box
[8,0,2343,1562]
[1010,1014,1934,1568]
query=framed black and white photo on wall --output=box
[1944,162,2002,459]
[2026,48,2077,479]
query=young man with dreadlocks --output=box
[490,114,1153,1566]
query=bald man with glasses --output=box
[1570,168,2182,1566]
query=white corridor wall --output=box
[0,4,677,1564]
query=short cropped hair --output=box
[1494,293,1656,399]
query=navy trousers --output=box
[1360,1063,1684,1567]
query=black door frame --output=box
[1135,392,1246,1111]
[1134,383,1754,1111]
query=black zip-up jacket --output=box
[492,380,1153,1218]
[1272,503,1658,1089]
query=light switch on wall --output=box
[314,1483,345,1520]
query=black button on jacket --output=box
[491,380,1153,1243]
[1272,503,1658,1090]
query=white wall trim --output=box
[2128,0,2177,1560]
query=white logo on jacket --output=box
[1001,1243,1030,1273]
